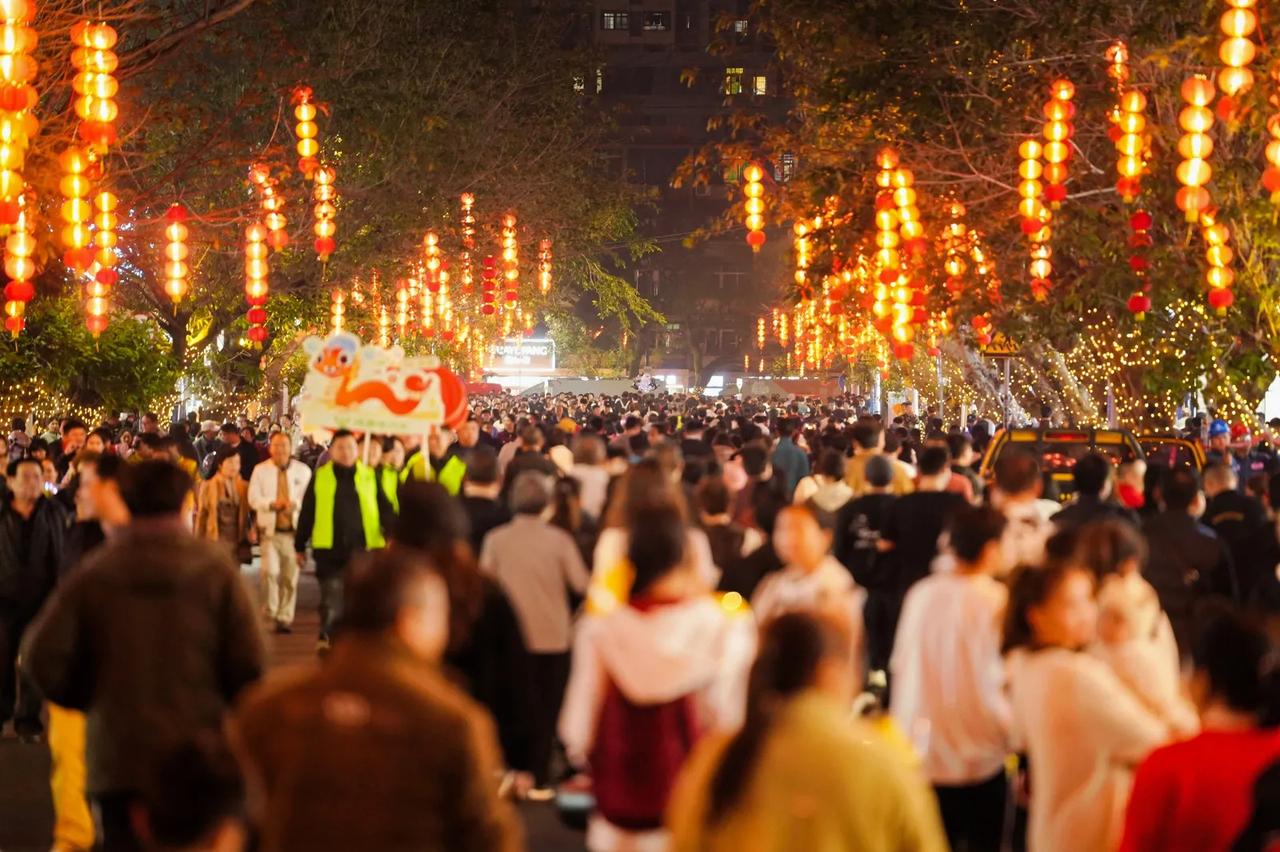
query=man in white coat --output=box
[248,432,312,633]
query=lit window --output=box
[733,19,749,34]
[752,75,767,96]
[601,11,629,30]
[573,75,585,93]
[780,153,797,182]
[723,67,744,95]
[596,67,603,94]
[644,11,671,31]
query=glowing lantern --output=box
[501,213,519,307]
[1200,208,1235,313]
[291,86,320,178]
[58,146,93,270]
[163,203,190,304]
[250,164,288,251]
[1114,88,1147,202]
[83,189,119,336]
[1177,76,1216,222]
[1262,80,1280,202]
[2,201,32,335]
[481,255,497,315]
[538,238,552,294]
[71,20,118,152]
[330,287,344,332]
[1041,79,1075,207]
[312,164,336,261]
[0,0,36,233]
[742,162,766,251]
[1217,0,1257,111]
[1127,210,1153,320]
[244,222,269,345]
[423,230,441,292]
[460,193,476,293]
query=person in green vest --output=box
[400,427,467,496]
[379,436,405,513]
[294,429,395,651]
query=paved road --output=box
[0,561,585,852]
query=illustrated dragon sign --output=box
[297,332,468,435]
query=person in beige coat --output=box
[195,449,249,559]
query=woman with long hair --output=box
[559,505,755,851]
[1121,605,1280,851]
[588,458,717,610]
[1004,563,1169,852]
[388,481,533,788]
[667,611,947,851]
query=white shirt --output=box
[999,498,1054,574]
[1007,647,1168,852]
[750,556,865,637]
[247,458,312,532]
[890,571,1010,784]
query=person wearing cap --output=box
[194,420,220,462]
[1205,419,1245,492]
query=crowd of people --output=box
[1,392,1279,852]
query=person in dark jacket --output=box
[679,418,713,462]
[770,417,811,501]
[877,446,966,674]
[390,481,533,785]
[22,460,265,852]
[717,481,787,600]
[1052,451,1138,529]
[696,476,750,577]
[232,548,521,852]
[500,424,558,497]
[1142,466,1238,654]
[294,429,394,648]
[459,446,511,554]
[835,454,898,591]
[0,456,70,739]
[1202,461,1267,583]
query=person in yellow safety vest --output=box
[400,427,467,496]
[293,429,394,650]
[379,436,405,513]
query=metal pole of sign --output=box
[362,431,371,466]
[871,370,882,416]
[936,352,945,426]
[1002,358,1012,428]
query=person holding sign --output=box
[294,430,395,652]
[401,427,467,496]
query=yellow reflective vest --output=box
[311,461,385,550]
[399,451,466,496]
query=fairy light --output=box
[163,203,190,304]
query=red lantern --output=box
[742,162,766,251]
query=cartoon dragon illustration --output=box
[309,334,428,415]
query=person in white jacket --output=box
[1003,561,1170,852]
[247,432,312,632]
[560,505,756,852]
[890,505,1012,851]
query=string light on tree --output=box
[162,203,190,305]
[1176,75,1216,223]
[742,162,766,251]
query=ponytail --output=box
[705,612,849,824]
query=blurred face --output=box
[241,428,256,445]
[457,421,479,448]
[141,415,158,433]
[772,507,832,572]
[221,429,240,446]
[258,417,270,432]
[64,427,86,452]
[84,432,106,453]
[268,433,291,466]
[427,430,450,458]
[1028,569,1097,650]
[1210,434,1228,452]
[396,575,450,661]
[119,431,132,448]
[41,458,57,484]
[329,435,358,467]
[367,441,383,468]
[385,441,405,468]
[7,460,42,501]
[220,455,241,478]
